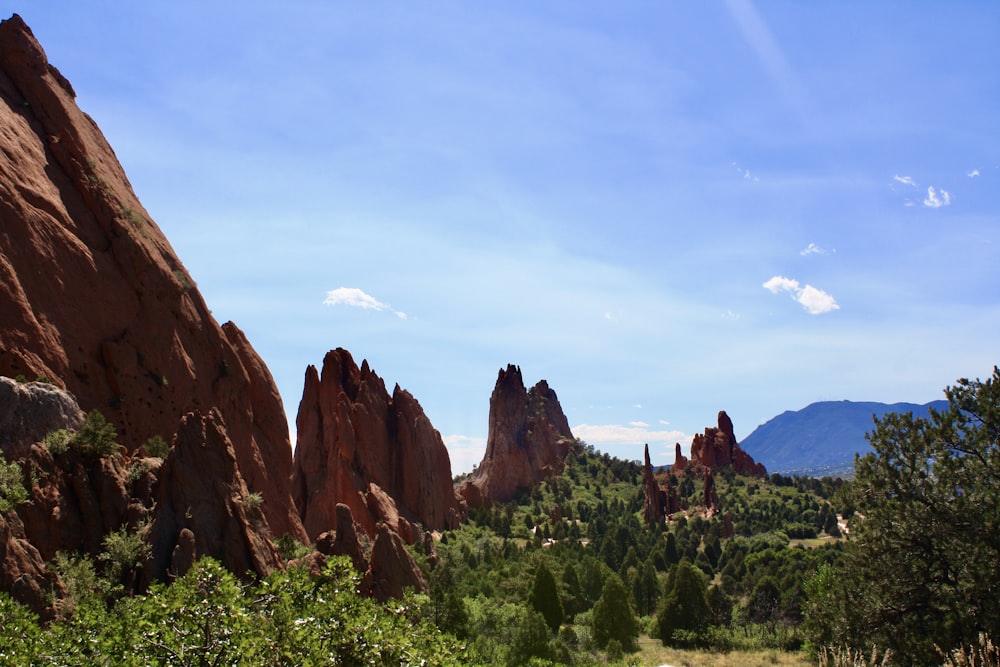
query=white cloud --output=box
[442,434,487,475]
[893,175,917,187]
[800,242,825,256]
[923,186,951,208]
[323,287,407,319]
[763,275,839,315]
[629,421,649,428]
[573,423,687,447]
[968,168,980,178]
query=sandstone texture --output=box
[457,365,574,507]
[641,444,680,525]
[143,408,283,585]
[689,411,767,477]
[292,348,463,542]
[0,14,304,543]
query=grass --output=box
[633,637,810,667]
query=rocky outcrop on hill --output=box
[363,522,429,602]
[641,444,680,525]
[0,14,304,543]
[457,365,574,507]
[144,408,283,585]
[672,442,689,472]
[0,377,84,458]
[0,509,66,621]
[292,349,462,542]
[689,411,766,477]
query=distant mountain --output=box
[740,400,948,475]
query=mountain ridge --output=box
[740,398,948,473]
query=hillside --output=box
[740,399,947,474]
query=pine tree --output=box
[528,562,563,634]
[656,559,709,647]
[591,573,638,652]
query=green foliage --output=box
[0,454,28,513]
[807,368,1000,664]
[76,411,119,457]
[591,573,638,652]
[0,592,41,666]
[1,556,464,665]
[144,434,170,459]
[657,559,710,647]
[529,561,564,633]
[99,523,150,595]
[44,411,120,458]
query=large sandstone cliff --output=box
[292,348,463,542]
[0,14,304,542]
[457,365,574,507]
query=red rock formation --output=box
[292,349,462,542]
[672,442,689,472]
[315,503,369,574]
[457,365,574,507]
[689,411,766,477]
[642,444,665,524]
[0,15,304,543]
[0,509,66,621]
[362,522,428,602]
[703,470,720,517]
[143,409,283,585]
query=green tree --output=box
[632,559,660,617]
[807,369,1000,664]
[590,573,638,652]
[657,559,710,647]
[528,562,563,634]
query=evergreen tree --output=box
[590,573,638,652]
[528,562,563,634]
[807,369,1000,664]
[561,564,585,618]
[632,559,660,617]
[656,559,710,647]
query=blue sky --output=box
[15,2,999,472]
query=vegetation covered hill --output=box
[3,368,998,666]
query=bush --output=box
[44,411,120,458]
[0,456,28,513]
[145,435,169,459]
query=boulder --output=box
[457,365,574,507]
[362,522,428,602]
[0,377,84,459]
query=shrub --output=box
[43,429,72,455]
[0,456,28,513]
[145,435,169,459]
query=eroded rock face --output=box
[689,411,766,477]
[143,408,282,585]
[0,377,84,458]
[641,444,665,525]
[362,522,428,602]
[0,510,66,621]
[292,349,462,542]
[0,15,304,543]
[457,365,574,507]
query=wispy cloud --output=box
[893,175,917,187]
[323,287,407,319]
[968,168,981,178]
[800,242,826,256]
[573,423,687,447]
[763,275,839,315]
[923,186,951,209]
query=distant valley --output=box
[740,399,948,476]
